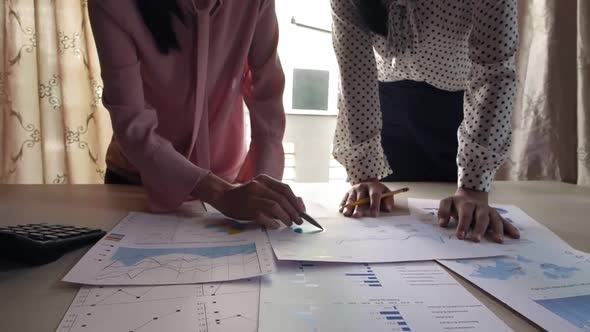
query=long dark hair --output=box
[350,0,388,36]
[136,0,185,54]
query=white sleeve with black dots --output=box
[330,0,517,191]
[458,0,517,192]
[331,0,392,184]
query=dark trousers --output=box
[104,169,139,186]
[379,80,464,182]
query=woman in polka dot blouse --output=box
[332,0,520,243]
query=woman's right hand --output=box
[340,181,394,218]
[194,173,305,229]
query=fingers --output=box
[255,174,305,214]
[437,197,453,228]
[297,197,306,212]
[255,198,293,227]
[368,185,384,217]
[456,202,475,240]
[381,195,394,212]
[489,210,504,243]
[503,218,521,239]
[339,192,350,213]
[352,186,369,218]
[471,206,490,243]
[342,190,358,217]
[250,180,303,225]
[254,211,280,230]
[438,193,521,244]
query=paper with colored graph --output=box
[408,199,590,332]
[63,212,276,285]
[57,278,260,332]
[408,198,572,251]
[259,261,511,332]
[266,214,505,263]
[440,249,590,332]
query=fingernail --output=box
[475,234,482,242]
[458,231,465,239]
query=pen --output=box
[340,187,410,209]
[300,212,324,231]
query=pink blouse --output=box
[88,0,286,211]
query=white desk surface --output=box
[0,181,588,331]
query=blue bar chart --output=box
[379,309,411,331]
[345,263,382,287]
[259,261,510,332]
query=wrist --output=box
[192,173,233,204]
[455,187,489,203]
[457,167,495,192]
[353,178,379,185]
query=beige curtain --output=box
[0,0,111,184]
[497,0,590,186]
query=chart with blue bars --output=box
[345,263,382,287]
[260,261,509,332]
[379,309,412,332]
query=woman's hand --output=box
[437,188,520,243]
[339,180,394,218]
[194,173,305,229]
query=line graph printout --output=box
[259,261,510,332]
[63,212,275,285]
[57,278,260,332]
[267,214,505,263]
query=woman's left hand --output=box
[437,188,520,243]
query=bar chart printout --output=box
[259,261,511,332]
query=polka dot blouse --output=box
[331,0,517,192]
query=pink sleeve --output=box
[238,0,286,182]
[89,2,209,211]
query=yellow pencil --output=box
[341,187,410,209]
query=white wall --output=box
[284,114,337,182]
[276,0,342,182]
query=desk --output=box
[0,181,588,332]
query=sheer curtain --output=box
[0,0,111,184]
[497,0,590,186]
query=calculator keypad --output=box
[0,223,101,241]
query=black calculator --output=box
[0,223,106,265]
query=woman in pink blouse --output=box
[89,0,305,228]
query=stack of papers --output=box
[57,194,590,332]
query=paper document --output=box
[63,212,275,285]
[408,199,590,332]
[57,278,260,332]
[409,198,572,250]
[267,214,505,263]
[259,261,511,332]
[440,249,590,332]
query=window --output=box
[292,69,330,111]
[276,0,339,116]
[244,0,349,183]
[283,142,296,182]
[329,155,347,183]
